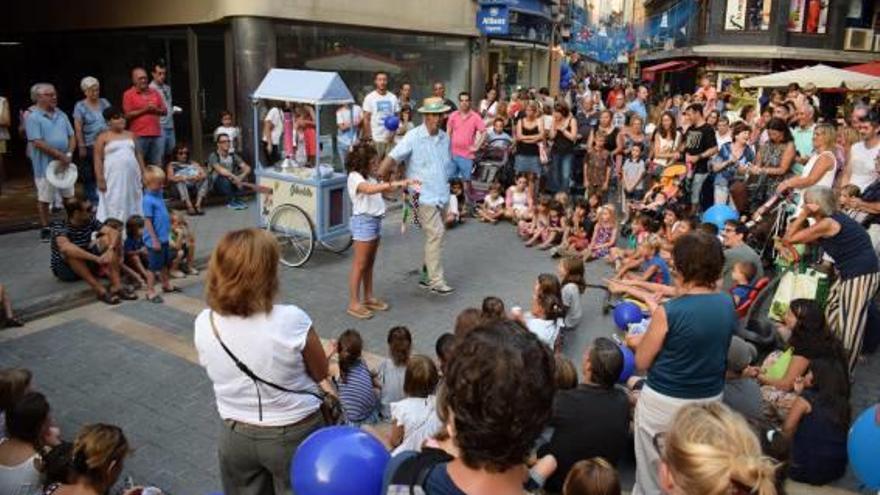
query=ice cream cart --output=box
[251,69,353,267]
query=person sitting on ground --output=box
[476,181,506,224]
[0,283,24,328]
[0,392,60,495]
[782,357,850,486]
[434,333,455,380]
[388,355,442,455]
[480,296,506,322]
[720,220,763,291]
[562,457,621,495]
[658,402,778,495]
[332,329,380,425]
[531,201,567,250]
[558,256,586,332]
[554,355,579,390]
[382,319,557,495]
[729,260,757,306]
[553,199,591,258]
[523,286,565,350]
[616,237,671,286]
[584,205,618,262]
[208,132,252,210]
[44,423,141,495]
[169,210,198,279]
[723,336,767,426]
[165,142,208,215]
[445,179,465,227]
[505,173,533,223]
[377,326,412,421]
[538,337,630,493]
[50,198,128,305]
[0,368,32,439]
[518,195,550,241]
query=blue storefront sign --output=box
[478,0,551,19]
[477,4,510,35]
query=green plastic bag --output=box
[765,348,793,381]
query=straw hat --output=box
[417,97,452,114]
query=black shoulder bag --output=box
[209,311,344,425]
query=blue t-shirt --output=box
[647,293,736,399]
[643,254,671,285]
[72,98,111,146]
[25,108,74,178]
[142,190,171,245]
[124,236,145,254]
[730,284,752,304]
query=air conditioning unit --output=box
[844,28,874,51]
[875,34,880,52]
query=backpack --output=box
[385,447,454,495]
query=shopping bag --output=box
[768,269,828,321]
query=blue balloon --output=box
[701,204,739,231]
[848,404,880,489]
[618,344,636,383]
[292,426,390,495]
[384,115,400,132]
[613,301,644,331]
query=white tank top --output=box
[511,189,529,211]
[848,141,880,192]
[0,439,42,495]
[795,150,837,215]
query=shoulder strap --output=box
[209,311,323,401]
[388,447,454,495]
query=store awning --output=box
[847,62,880,78]
[641,60,697,81]
[740,64,880,90]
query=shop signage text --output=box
[477,5,510,35]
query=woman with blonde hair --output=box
[44,423,135,495]
[776,123,837,214]
[658,402,778,495]
[194,228,329,495]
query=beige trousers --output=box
[416,202,446,287]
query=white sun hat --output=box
[46,160,78,189]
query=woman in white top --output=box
[777,124,838,214]
[0,392,58,495]
[94,107,145,224]
[345,143,417,320]
[193,228,330,495]
[651,111,681,174]
[479,88,498,126]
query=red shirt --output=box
[122,87,165,137]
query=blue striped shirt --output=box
[389,124,451,206]
[338,360,378,422]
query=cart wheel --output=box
[267,204,314,267]
[321,233,353,254]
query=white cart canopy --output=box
[252,69,355,105]
[739,64,880,91]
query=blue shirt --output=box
[124,236,145,254]
[142,190,171,244]
[714,142,755,182]
[643,254,671,285]
[791,124,814,160]
[389,124,451,206]
[25,107,74,178]
[647,293,736,399]
[627,99,647,121]
[72,98,111,146]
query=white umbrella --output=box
[739,64,880,91]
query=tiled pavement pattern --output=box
[1,215,874,494]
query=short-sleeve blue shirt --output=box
[25,108,74,178]
[142,190,171,244]
[73,98,111,146]
[389,124,451,206]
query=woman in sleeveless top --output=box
[783,185,880,375]
[549,102,577,194]
[515,101,545,198]
[748,118,796,210]
[651,111,680,177]
[0,392,54,495]
[94,107,145,223]
[777,124,837,215]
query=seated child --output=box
[553,199,591,258]
[505,173,533,223]
[519,195,551,240]
[528,201,567,250]
[584,205,619,262]
[723,336,767,426]
[730,260,757,306]
[476,181,505,224]
[388,355,442,455]
[486,117,513,148]
[169,210,198,279]
[123,215,159,303]
[434,332,455,380]
[609,213,652,265]
[332,329,380,425]
[615,237,670,285]
[839,184,868,224]
[521,273,565,348]
[621,143,646,216]
[377,326,411,420]
[445,179,466,227]
[481,296,506,322]
[562,457,622,495]
[554,191,572,217]
[558,256,586,332]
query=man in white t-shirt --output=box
[362,71,400,159]
[842,112,880,192]
[337,103,363,166]
[262,102,285,165]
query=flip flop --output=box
[117,288,138,301]
[146,294,164,304]
[98,292,121,305]
[363,299,390,311]
[347,307,374,320]
[163,286,183,294]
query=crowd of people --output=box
[1,60,879,495]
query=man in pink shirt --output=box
[122,66,166,165]
[446,91,486,201]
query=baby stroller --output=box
[470,137,514,202]
[631,163,688,216]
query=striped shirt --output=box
[337,360,378,423]
[50,219,101,273]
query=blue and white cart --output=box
[251,69,353,267]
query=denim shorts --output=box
[351,214,382,242]
[148,242,175,272]
[448,155,473,180]
[515,154,541,175]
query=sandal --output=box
[3,315,24,328]
[163,286,183,294]
[146,293,164,304]
[117,288,138,301]
[363,299,390,311]
[346,307,374,320]
[98,292,121,305]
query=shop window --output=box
[723,0,773,31]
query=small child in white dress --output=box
[389,355,442,455]
[377,326,412,420]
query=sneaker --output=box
[418,280,431,289]
[40,228,51,243]
[170,270,186,279]
[186,266,199,276]
[549,246,561,258]
[226,201,238,209]
[430,283,455,295]
[234,199,249,210]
